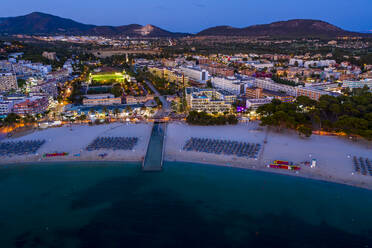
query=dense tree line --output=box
[257,87,372,140]
[186,111,238,126]
[146,73,178,95]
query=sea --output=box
[0,161,371,248]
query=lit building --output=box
[0,98,14,115]
[185,87,235,113]
[342,80,372,90]
[296,87,330,101]
[42,52,57,61]
[304,60,336,68]
[12,96,49,115]
[148,67,189,87]
[211,76,245,95]
[262,90,295,102]
[179,66,209,84]
[246,98,273,110]
[126,95,154,104]
[82,94,122,106]
[200,64,234,77]
[0,73,18,92]
[245,87,263,99]
[26,78,58,98]
[289,59,304,67]
[253,78,297,96]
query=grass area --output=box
[90,73,126,83]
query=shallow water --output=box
[0,161,371,248]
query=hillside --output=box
[0,12,188,37]
[197,19,367,38]
[0,13,369,38]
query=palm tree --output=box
[102,107,108,115]
[113,108,120,118]
[3,113,20,126]
[23,114,35,124]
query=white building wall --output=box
[211,77,242,95]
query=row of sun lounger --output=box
[353,156,372,176]
[0,140,46,156]
[183,137,261,158]
[86,137,138,151]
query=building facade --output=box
[180,66,209,84]
[0,100,14,115]
[83,94,122,106]
[12,96,49,115]
[211,77,244,95]
[185,87,235,113]
[253,78,297,96]
[0,73,18,92]
[296,87,329,101]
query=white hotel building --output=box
[179,66,209,84]
[211,76,246,95]
[253,78,297,96]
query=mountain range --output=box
[0,12,187,37]
[0,12,369,38]
[197,19,367,37]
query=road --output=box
[144,80,171,118]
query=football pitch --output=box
[90,73,126,83]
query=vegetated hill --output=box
[0,12,188,37]
[197,19,368,38]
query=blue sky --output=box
[1,0,371,33]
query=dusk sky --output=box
[1,0,371,33]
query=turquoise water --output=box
[0,162,371,248]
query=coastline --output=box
[2,158,372,192]
[164,122,372,191]
[1,122,371,191]
[165,158,372,191]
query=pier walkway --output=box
[142,122,166,172]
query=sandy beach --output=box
[1,121,372,190]
[164,122,372,190]
[0,123,153,164]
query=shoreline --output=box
[166,158,372,191]
[1,122,371,191]
[2,158,372,192]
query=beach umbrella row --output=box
[86,137,138,151]
[0,140,45,156]
[183,138,261,159]
[353,156,372,176]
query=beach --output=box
[0,123,153,164]
[164,122,372,190]
[1,122,372,190]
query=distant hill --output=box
[0,12,188,37]
[0,13,369,38]
[197,19,369,38]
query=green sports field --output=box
[90,73,126,83]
